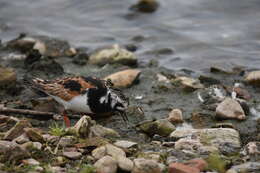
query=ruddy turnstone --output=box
[31,76,129,127]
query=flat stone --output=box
[114,140,138,149]
[22,158,40,166]
[59,136,77,147]
[92,146,107,160]
[168,109,184,124]
[89,44,137,66]
[226,162,260,173]
[24,128,44,143]
[104,69,141,88]
[132,158,162,173]
[94,156,118,173]
[216,98,246,120]
[63,151,82,160]
[13,133,30,144]
[169,162,200,173]
[4,120,32,141]
[245,71,260,86]
[90,125,120,138]
[172,76,204,91]
[184,158,208,171]
[105,144,126,159]
[117,156,134,172]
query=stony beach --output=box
[0,32,259,173]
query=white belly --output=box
[51,94,92,113]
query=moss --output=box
[206,152,229,173]
[49,122,66,137]
[79,164,96,173]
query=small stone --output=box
[104,69,141,88]
[172,76,204,91]
[59,136,77,147]
[35,166,44,172]
[168,109,183,124]
[22,158,40,166]
[137,119,175,137]
[51,166,67,173]
[90,125,120,138]
[130,0,159,13]
[94,156,118,173]
[13,133,30,144]
[169,163,200,173]
[233,87,251,100]
[216,98,246,120]
[157,74,170,83]
[63,151,82,160]
[43,134,60,144]
[245,71,260,86]
[4,120,32,141]
[92,146,107,160]
[72,115,93,138]
[114,140,138,149]
[24,128,44,143]
[226,162,260,173]
[89,44,137,66]
[0,115,19,132]
[210,63,238,74]
[132,158,161,173]
[117,156,134,172]
[105,144,126,159]
[167,156,178,165]
[32,142,42,150]
[0,66,16,88]
[185,158,208,171]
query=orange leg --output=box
[63,111,71,127]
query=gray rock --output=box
[171,128,241,155]
[63,151,82,160]
[245,71,260,86]
[92,146,106,160]
[4,120,32,141]
[132,158,162,173]
[105,144,126,159]
[22,158,40,166]
[13,133,30,144]
[42,134,60,144]
[114,140,138,149]
[168,109,183,124]
[226,162,260,173]
[172,76,204,91]
[241,142,260,161]
[89,44,137,66]
[24,128,44,143]
[32,142,42,150]
[94,156,118,173]
[216,98,246,120]
[90,125,120,138]
[117,156,134,172]
[59,136,77,147]
[137,119,175,137]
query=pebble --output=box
[185,158,208,172]
[169,162,200,173]
[130,0,159,13]
[22,158,40,166]
[104,69,141,88]
[132,158,162,173]
[13,133,30,144]
[117,156,134,172]
[92,146,106,160]
[59,136,77,147]
[172,76,204,91]
[226,162,260,173]
[245,70,260,86]
[105,144,126,159]
[168,109,184,124]
[24,128,44,143]
[63,151,82,160]
[113,140,138,149]
[0,66,16,87]
[94,156,118,173]
[4,120,32,141]
[216,98,246,120]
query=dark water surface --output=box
[1,0,260,71]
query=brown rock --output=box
[104,69,141,88]
[185,158,208,171]
[0,66,16,87]
[216,98,246,120]
[132,158,162,173]
[63,151,82,160]
[168,109,183,124]
[233,87,251,100]
[94,156,118,173]
[172,76,204,91]
[4,120,32,140]
[24,128,44,143]
[169,163,200,173]
[130,0,159,13]
[245,71,260,86]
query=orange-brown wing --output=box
[33,77,98,101]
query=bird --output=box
[30,76,129,127]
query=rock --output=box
[233,87,251,101]
[199,75,221,85]
[43,134,60,144]
[117,156,134,172]
[137,119,175,137]
[32,142,42,150]
[13,133,30,144]
[241,142,260,161]
[22,158,40,166]
[197,85,226,104]
[0,140,29,162]
[92,146,107,160]
[50,166,67,173]
[24,128,44,143]
[132,158,162,173]
[63,151,82,160]
[4,120,32,140]
[168,109,184,124]
[0,115,19,132]
[172,76,204,91]
[206,152,229,173]
[0,66,16,88]
[104,69,141,88]
[94,156,118,173]
[21,141,42,152]
[130,0,159,13]
[245,71,260,86]
[157,73,170,83]
[90,125,120,138]
[105,144,126,159]
[169,163,200,173]
[171,128,241,155]
[72,52,89,65]
[226,162,260,173]
[89,44,137,66]
[6,34,36,52]
[68,115,94,138]
[75,137,109,149]
[114,140,138,149]
[137,152,162,162]
[210,63,235,74]
[216,98,246,120]
[185,158,208,171]
[59,136,77,147]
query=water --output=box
[1,0,260,71]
